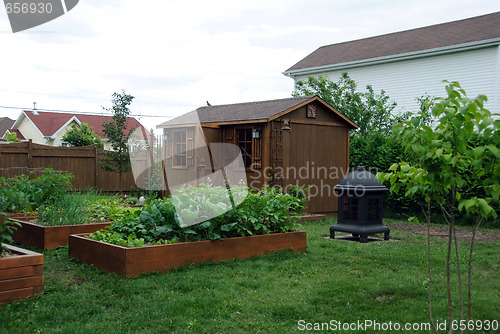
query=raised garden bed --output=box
[9,216,111,250]
[69,231,307,278]
[299,214,326,222]
[0,244,44,304]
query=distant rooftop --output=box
[0,117,15,137]
[285,11,500,73]
[19,111,147,139]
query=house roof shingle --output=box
[0,117,15,137]
[9,129,25,140]
[285,11,500,73]
[21,111,147,139]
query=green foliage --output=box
[293,73,404,136]
[0,175,32,212]
[36,194,92,227]
[0,213,21,255]
[377,81,500,326]
[35,192,140,227]
[89,184,307,247]
[61,122,103,148]
[0,169,73,213]
[348,126,419,217]
[349,132,407,171]
[30,169,74,206]
[100,90,134,193]
[87,198,141,222]
[379,81,499,222]
[3,132,21,143]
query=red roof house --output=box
[11,110,148,149]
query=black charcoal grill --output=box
[330,166,390,243]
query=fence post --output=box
[148,129,155,187]
[27,139,33,169]
[94,144,99,189]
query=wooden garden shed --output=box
[157,95,357,214]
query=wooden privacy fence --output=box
[0,140,138,192]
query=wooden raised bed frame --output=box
[69,231,307,278]
[9,215,111,250]
[0,244,44,304]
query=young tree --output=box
[3,132,21,143]
[378,81,499,333]
[100,90,135,194]
[62,123,103,148]
[293,73,402,136]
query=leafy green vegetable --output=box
[88,184,307,247]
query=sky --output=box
[0,0,499,133]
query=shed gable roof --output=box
[157,96,357,128]
[285,11,500,73]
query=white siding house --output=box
[284,12,500,114]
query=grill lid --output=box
[334,166,388,193]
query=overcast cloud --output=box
[0,0,499,132]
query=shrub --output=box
[0,213,21,255]
[0,169,73,213]
[0,174,36,212]
[30,169,73,206]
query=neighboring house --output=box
[0,117,15,139]
[10,110,148,150]
[284,11,500,113]
[157,96,357,214]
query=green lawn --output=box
[1,219,499,333]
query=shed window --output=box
[173,130,187,167]
[237,128,253,168]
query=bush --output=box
[30,169,73,206]
[89,184,307,247]
[0,169,73,213]
[0,213,21,255]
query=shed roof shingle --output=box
[285,11,500,73]
[158,96,314,126]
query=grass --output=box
[1,218,499,333]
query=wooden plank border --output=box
[69,231,307,278]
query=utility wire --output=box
[0,105,175,119]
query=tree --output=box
[100,90,135,194]
[62,123,103,148]
[293,73,403,136]
[3,132,21,143]
[378,81,499,333]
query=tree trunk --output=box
[119,170,123,195]
[447,187,457,334]
[467,217,483,334]
[426,201,439,334]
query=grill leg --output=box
[360,235,368,243]
[329,227,335,239]
[384,232,390,241]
